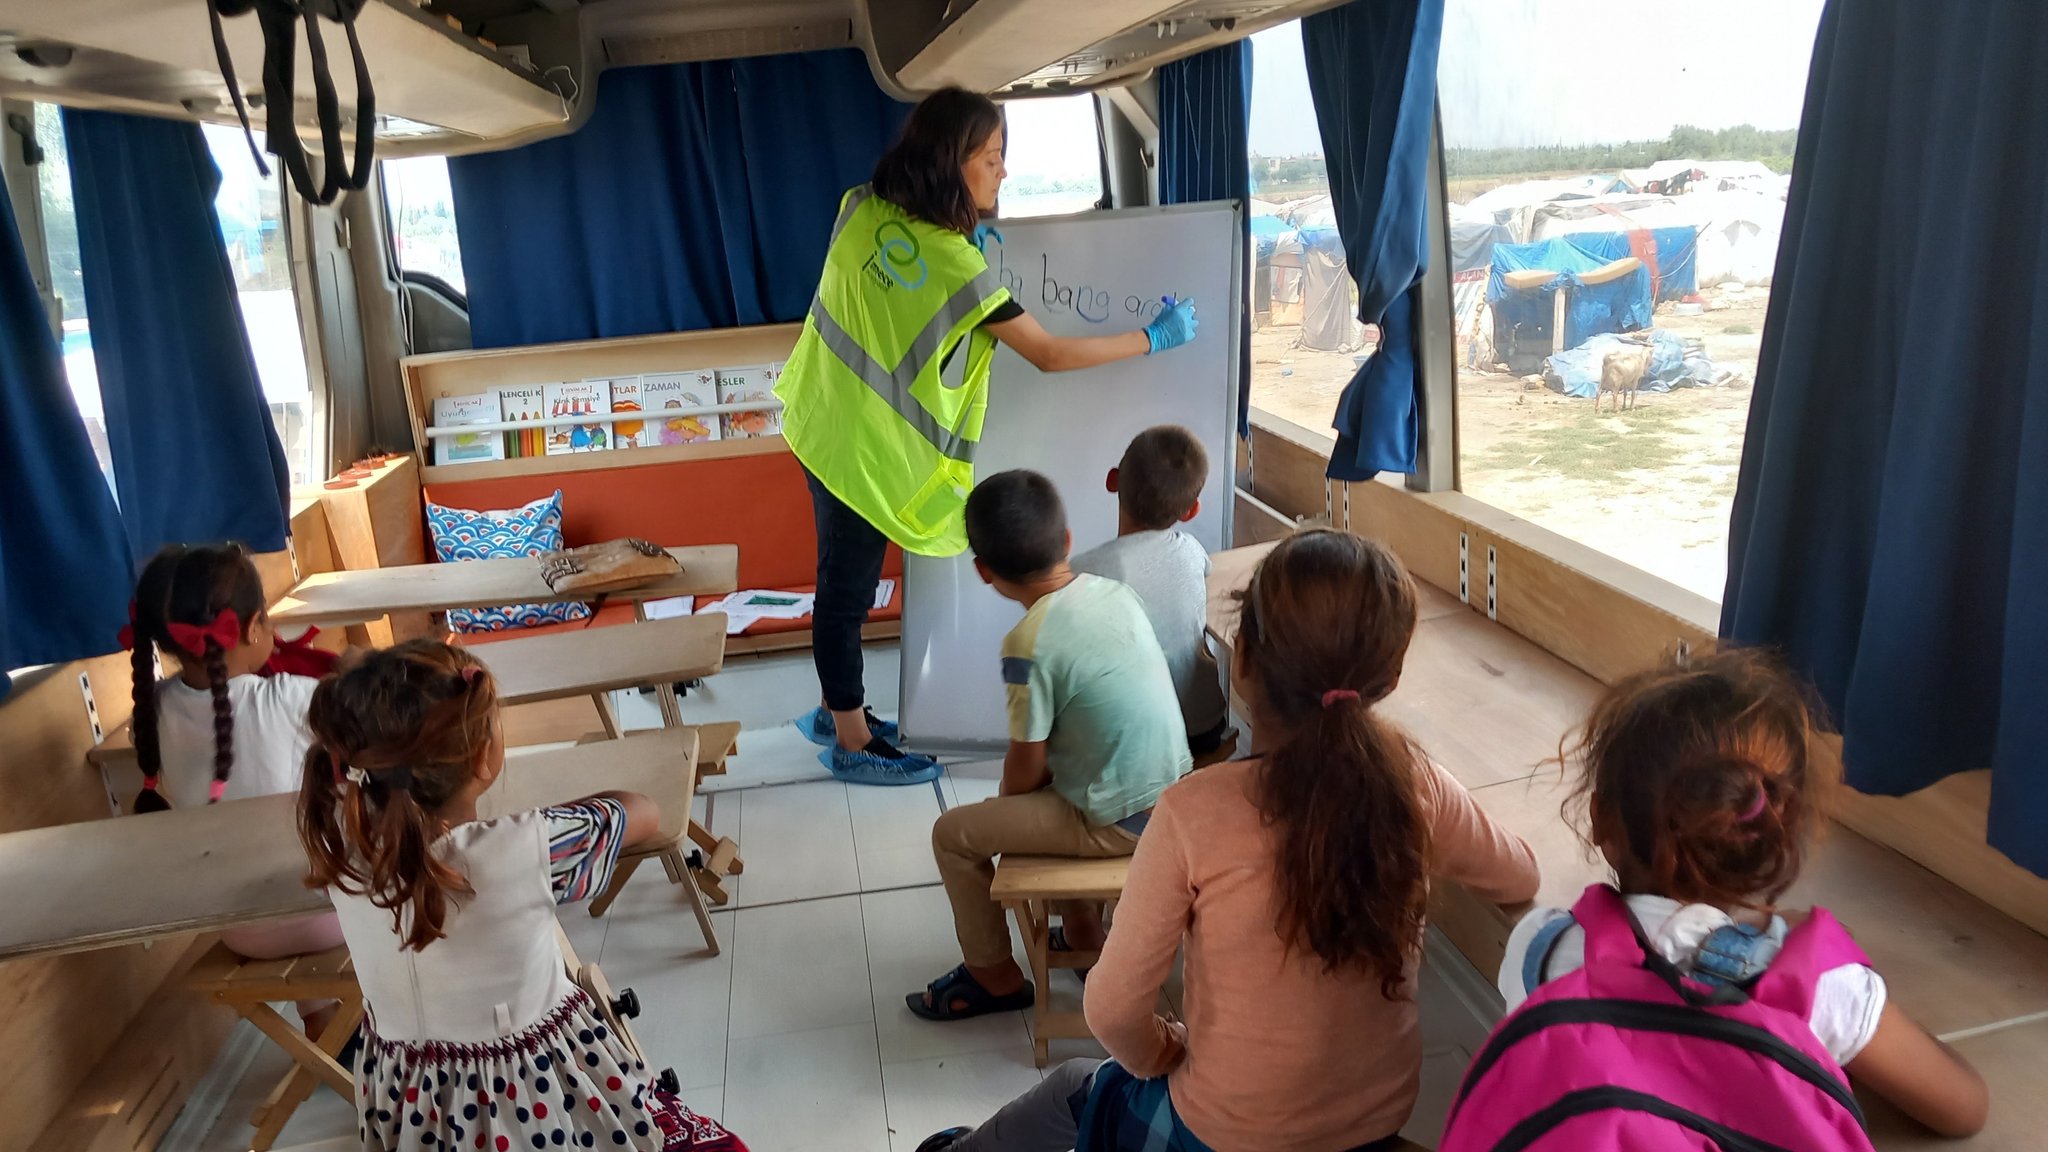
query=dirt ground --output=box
[1249,290,1771,602]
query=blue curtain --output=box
[0,171,133,698]
[1301,0,1443,481]
[1158,41,1254,437]
[450,50,910,349]
[63,109,291,560]
[1722,0,2048,874]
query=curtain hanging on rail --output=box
[0,172,133,698]
[1722,0,2048,874]
[63,108,291,560]
[1159,41,1255,438]
[1301,0,1443,481]
[449,49,910,349]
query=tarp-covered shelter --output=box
[1487,236,1656,372]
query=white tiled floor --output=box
[197,644,1498,1152]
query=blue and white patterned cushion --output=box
[424,491,592,633]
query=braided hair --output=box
[126,543,266,812]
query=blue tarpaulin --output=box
[1542,330,1720,399]
[1569,226,1700,302]
[1489,236,1653,351]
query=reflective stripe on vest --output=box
[805,189,1002,463]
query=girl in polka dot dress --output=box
[297,640,747,1152]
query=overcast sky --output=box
[1250,0,1826,156]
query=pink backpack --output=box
[1440,884,1876,1152]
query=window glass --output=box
[1246,22,1360,432]
[1440,0,1822,601]
[999,93,1103,218]
[31,104,114,491]
[201,123,316,487]
[384,154,466,294]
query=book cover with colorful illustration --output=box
[543,380,612,455]
[642,371,722,445]
[498,384,547,457]
[610,376,646,449]
[717,363,784,440]
[432,391,505,466]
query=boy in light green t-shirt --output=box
[909,470,1192,1024]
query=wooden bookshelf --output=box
[401,324,803,483]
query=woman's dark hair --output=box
[871,87,1004,234]
[127,543,267,814]
[1236,529,1428,998]
[1563,648,1834,913]
[299,640,499,952]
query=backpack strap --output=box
[1749,907,1871,1020]
[1519,913,1577,994]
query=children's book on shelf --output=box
[717,362,784,439]
[543,380,612,455]
[641,371,722,445]
[432,391,505,466]
[498,384,547,458]
[610,376,647,450]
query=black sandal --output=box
[905,964,1035,1022]
[1048,927,1093,983]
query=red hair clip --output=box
[166,609,242,656]
[115,602,139,652]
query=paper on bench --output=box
[704,589,815,635]
[641,595,693,620]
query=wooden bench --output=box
[185,943,365,1151]
[580,720,745,925]
[990,854,1131,1067]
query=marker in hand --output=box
[1144,293,1198,355]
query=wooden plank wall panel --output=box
[1342,479,1467,600]
[1246,419,1331,523]
[1832,769,2048,939]
[0,656,227,1152]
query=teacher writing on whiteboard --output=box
[777,87,1200,784]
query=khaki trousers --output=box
[932,790,1140,968]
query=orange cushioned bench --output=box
[422,448,902,646]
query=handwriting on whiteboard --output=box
[988,243,1169,326]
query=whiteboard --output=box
[899,201,1242,753]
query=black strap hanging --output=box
[207,0,376,206]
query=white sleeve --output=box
[1809,964,1888,1066]
[1498,906,1576,1010]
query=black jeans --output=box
[806,467,890,713]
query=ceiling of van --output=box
[0,0,1345,155]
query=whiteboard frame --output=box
[898,199,1244,758]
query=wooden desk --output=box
[88,615,731,774]
[270,545,739,629]
[0,731,699,964]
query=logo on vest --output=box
[864,220,928,291]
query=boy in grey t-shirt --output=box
[1072,425,1231,753]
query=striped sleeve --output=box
[542,798,628,905]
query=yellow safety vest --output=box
[775,186,1014,557]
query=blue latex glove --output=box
[972,223,1004,252]
[1144,296,1198,354]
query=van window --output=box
[1441,0,1823,600]
[30,110,316,490]
[999,93,1103,218]
[384,154,466,295]
[1245,21,1362,430]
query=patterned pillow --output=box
[424,491,592,633]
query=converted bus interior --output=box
[0,0,2042,1149]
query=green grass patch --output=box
[1472,406,1687,480]
[1721,324,1756,335]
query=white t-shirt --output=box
[153,673,321,809]
[1498,895,1888,1065]
[1070,528,1229,736]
